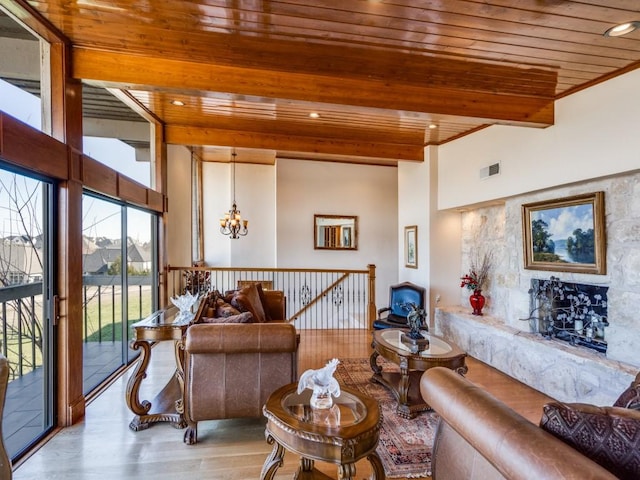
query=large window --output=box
[82,195,122,393]
[1,7,161,461]
[82,83,152,188]
[0,165,55,460]
[0,9,43,133]
[82,194,158,393]
[126,207,157,362]
[83,136,151,187]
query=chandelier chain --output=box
[219,148,248,239]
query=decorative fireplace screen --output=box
[525,276,608,353]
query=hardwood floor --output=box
[12,329,552,480]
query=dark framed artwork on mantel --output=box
[522,191,606,275]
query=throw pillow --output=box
[540,401,640,480]
[255,283,272,322]
[200,311,254,324]
[614,375,640,410]
[230,283,267,323]
[216,301,242,318]
[263,290,285,320]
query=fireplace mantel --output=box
[435,306,636,405]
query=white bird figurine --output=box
[297,358,341,408]
[170,290,200,314]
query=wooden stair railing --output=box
[166,265,376,330]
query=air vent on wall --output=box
[480,162,501,180]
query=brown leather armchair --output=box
[181,320,298,445]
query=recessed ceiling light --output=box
[604,21,640,37]
[428,124,438,129]
[171,100,185,106]
[309,112,320,119]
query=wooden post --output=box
[152,123,169,308]
[46,41,86,426]
[367,264,376,330]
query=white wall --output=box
[439,68,640,210]
[202,161,230,266]
[427,147,462,325]
[398,156,429,285]
[202,161,277,267]
[397,147,463,326]
[166,145,193,268]
[276,159,398,307]
[230,163,277,267]
[397,153,430,317]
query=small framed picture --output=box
[405,225,418,268]
[522,192,606,275]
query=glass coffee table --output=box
[261,383,385,479]
[370,328,467,419]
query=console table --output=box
[126,307,195,431]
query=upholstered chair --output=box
[373,281,426,329]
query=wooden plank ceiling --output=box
[2,0,640,165]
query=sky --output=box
[0,80,150,185]
[0,80,152,242]
[532,204,594,241]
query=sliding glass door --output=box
[82,193,158,393]
[126,207,157,363]
[0,165,55,460]
[82,195,123,392]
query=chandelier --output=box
[219,149,248,238]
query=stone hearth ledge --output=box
[435,306,637,405]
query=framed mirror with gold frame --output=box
[314,214,358,250]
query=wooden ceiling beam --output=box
[72,47,554,127]
[105,88,163,126]
[165,124,424,162]
[160,114,424,145]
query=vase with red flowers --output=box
[460,252,493,316]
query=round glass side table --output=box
[261,383,385,479]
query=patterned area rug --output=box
[334,358,438,478]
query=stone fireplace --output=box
[526,277,608,353]
[435,305,635,405]
[444,170,640,405]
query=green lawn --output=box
[83,286,154,341]
[2,285,155,377]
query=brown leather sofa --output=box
[420,367,618,480]
[181,287,298,445]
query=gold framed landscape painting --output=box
[522,192,606,275]
[405,225,418,268]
